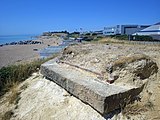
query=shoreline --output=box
[0,34,39,46]
[0,35,41,47]
[0,36,62,68]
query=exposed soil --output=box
[60,41,160,119]
[0,40,160,120]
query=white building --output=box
[133,22,160,40]
[103,25,149,35]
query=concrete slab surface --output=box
[41,58,144,114]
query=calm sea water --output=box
[0,34,39,44]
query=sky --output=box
[0,0,160,35]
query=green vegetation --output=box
[133,35,153,41]
[69,32,80,38]
[110,35,128,40]
[0,54,57,120]
[85,33,91,36]
[92,36,104,41]
[0,54,58,96]
[42,31,69,36]
[110,35,154,41]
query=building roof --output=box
[154,22,160,25]
[141,24,160,32]
[133,23,160,36]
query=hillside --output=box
[0,39,160,120]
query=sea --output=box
[0,34,39,45]
[0,34,78,58]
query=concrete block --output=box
[41,58,144,114]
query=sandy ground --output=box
[0,36,62,68]
[0,73,105,120]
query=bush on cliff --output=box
[0,54,58,96]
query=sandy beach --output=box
[0,36,62,68]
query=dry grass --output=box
[106,54,149,73]
[122,102,148,116]
[98,37,160,47]
[121,97,155,119]
[0,82,20,120]
[112,54,149,69]
[0,79,31,120]
[0,54,58,120]
[5,81,21,104]
[121,90,155,118]
[97,38,126,44]
[0,53,58,96]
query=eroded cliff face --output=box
[60,44,159,86]
[0,42,160,120]
[58,43,160,119]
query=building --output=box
[103,25,150,36]
[93,30,103,35]
[133,22,160,40]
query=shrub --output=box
[110,35,128,40]
[132,35,153,41]
[92,33,97,36]
[85,33,91,36]
[109,34,153,41]
[0,54,58,96]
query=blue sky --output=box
[0,0,159,35]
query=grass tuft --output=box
[122,103,148,116]
[6,81,20,104]
[112,54,149,70]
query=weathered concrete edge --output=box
[104,84,144,114]
[40,60,144,114]
[41,64,105,113]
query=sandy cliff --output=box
[0,41,160,120]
